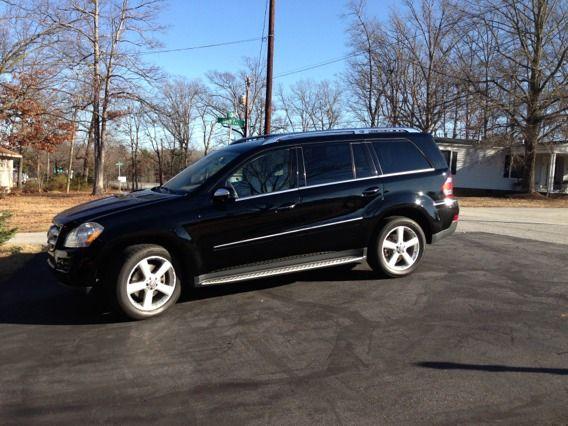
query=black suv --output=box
[48,128,458,319]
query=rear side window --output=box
[373,140,431,174]
[352,143,375,178]
[303,143,353,185]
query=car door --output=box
[192,147,305,272]
[292,141,382,253]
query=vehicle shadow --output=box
[0,253,380,326]
[0,253,121,326]
[415,361,568,376]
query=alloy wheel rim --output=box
[126,256,176,311]
[381,225,420,271]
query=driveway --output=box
[1,232,567,423]
[459,207,568,245]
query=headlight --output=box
[64,222,104,248]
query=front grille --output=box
[47,224,62,250]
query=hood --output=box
[54,189,181,226]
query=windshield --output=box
[162,150,240,193]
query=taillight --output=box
[442,176,454,199]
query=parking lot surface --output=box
[1,232,567,424]
[459,207,568,245]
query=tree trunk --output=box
[66,134,75,193]
[91,0,103,195]
[523,122,538,193]
[17,150,23,189]
[83,113,95,183]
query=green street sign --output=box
[217,117,245,127]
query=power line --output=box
[257,0,269,68]
[139,37,266,55]
[274,52,364,79]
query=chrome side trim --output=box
[433,198,457,207]
[379,168,435,178]
[213,217,364,249]
[235,187,298,202]
[198,255,367,285]
[300,168,435,191]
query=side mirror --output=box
[212,187,234,204]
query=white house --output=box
[435,137,568,194]
[0,146,22,192]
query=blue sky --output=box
[147,0,401,84]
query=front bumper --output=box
[431,220,458,243]
[47,248,98,287]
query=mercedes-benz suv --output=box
[47,128,459,320]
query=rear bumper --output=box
[431,220,458,243]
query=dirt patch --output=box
[0,243,45,283]
[1,192,107,232]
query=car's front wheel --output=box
[368,217,426,277]
[115,244,181,320]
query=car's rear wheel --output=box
[368,217,426,277]
[115,244,181,320]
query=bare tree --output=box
[344,0,384,127]
[60,0,164,194]
[207,58,266,137]
[278,79,343,131]
[154,77,202,166]
[195,88,219,155]
[459,0,568,192]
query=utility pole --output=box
[264,0,275,135]
[244,76,250,137]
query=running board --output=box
[195,250,366,286]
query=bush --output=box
[0,211,17,246]
[45,174,68,192]
[22,178,40,193]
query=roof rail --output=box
[261,127,421,145]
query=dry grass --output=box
[458,195,568,208]
[0,243,45,282]
[2,192,106,232]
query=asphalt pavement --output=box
[1,232,567,424]
[459,207,568,245]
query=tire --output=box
[368,216,426,278]
[114,244,181,320]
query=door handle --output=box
[362,186,382,197]
[275,202,297,212]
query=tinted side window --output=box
[441,149,457,175]
[373,140,431,174]
[303,143,353,186]
[227,148,295,198]
[352,143,375,178]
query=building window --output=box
[440,150,458,175]
[503,154,525,179]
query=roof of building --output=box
[0,146,22,158]
[434,137,479,146]
[435,136,568,147]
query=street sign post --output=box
[217,116,245,127]
[217,113,245,144]
[116,162,124,192]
